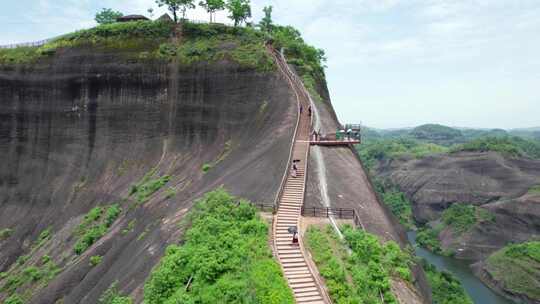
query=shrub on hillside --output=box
[420,259,473,304]
[143,189,293,304]
[486,242,540,300]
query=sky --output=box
[1,0,539,129]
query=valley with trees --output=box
[358,124,540,303]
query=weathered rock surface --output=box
[0,47,296,303]
[375,151,540,302]
[378,151,540,224]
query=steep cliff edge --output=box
[0,42,296,303]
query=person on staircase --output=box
[291,161,298,178]
[292,231,299,245]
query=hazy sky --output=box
[1,0,539,129]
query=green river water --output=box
[407,231,515,304]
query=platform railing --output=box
[300,206,366,231]
[0,38,54,49]
[252,203,277,214]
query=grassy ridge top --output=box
[486,241,540,300]
[0,21,274,71]
[0,20,327,79]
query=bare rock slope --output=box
[0,47,296,303]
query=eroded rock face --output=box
[376,151,540,261]
[378,151,540,223]
[0,48,296,303]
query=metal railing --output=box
[300,206,366,231]
[252,203,276,214]
[269,45,302,210]
[301,206,355,219]
[0,38,53,49]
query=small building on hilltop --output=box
[157,13,174,23]
[117,15,149,22]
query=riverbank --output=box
[407,231,514,304]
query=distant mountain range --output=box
[363,123,540,145]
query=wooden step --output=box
[289,282,316,289]
[287,272,312,279]
[294,286,319,293]
[297,296,324,303]
[295,291,321,298]
[281,262,307,268]
[271,99,327,303]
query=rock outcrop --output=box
[0,46,296,303]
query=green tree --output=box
[199,0,225,23]
[156,0,196,22]
[226,0,251,26]
[95,8,123,25]
[259,5,273,32]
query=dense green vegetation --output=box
[0,20,274,71]
[95,8,123,25]
[420,259,473,304]
[416,204,494,255]
[305,225,360,303]
[486,241,540,300]
[451,136,540,158]
[373,180,414,229]
[358,138,448,170]
[342,225,413,303]
[362,125,540,159]
[4,294,24,304]
[143,189,293,304]
[0,225,63,301]
[173,23,275,71]
[90,255,103,267]
[0,228,13,240]
[74,204,122,254]
[271,25,327,103]
[528,184,540,195]
[129,169,171,204]
[416,226,444,255]
[305,225,413,304]
[411,124,463,143]
[0,21,174,64]
[441,204,494,235]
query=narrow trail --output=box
[270,48,330,304]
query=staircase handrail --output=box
[268,45,302,209]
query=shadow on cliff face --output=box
[0,48,296,303]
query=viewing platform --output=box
[309,124,363,146]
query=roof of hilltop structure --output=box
[117,15,150,22]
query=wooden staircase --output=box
[271,47,329,304]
